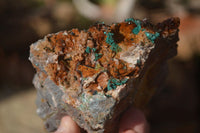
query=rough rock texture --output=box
[29,17,180,133]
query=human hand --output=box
[55,107,149,133]
[118,107,149,133]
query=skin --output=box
[55,107,149,133]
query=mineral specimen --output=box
[29,17,180,133]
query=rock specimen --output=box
[29,17,180,133]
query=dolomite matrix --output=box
[29,17,180,133]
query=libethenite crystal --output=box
[29,17,180,133]
[125,18,141,34]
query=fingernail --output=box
[55,127,64,133]
[122,129,135,133]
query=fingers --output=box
[119,107,149,133]
[55,107,148,133]
[55,116,80,133]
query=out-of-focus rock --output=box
[29,17,180,133]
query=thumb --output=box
[119,107,149,133]
[55,116,80,133]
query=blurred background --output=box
[0,0,199,132]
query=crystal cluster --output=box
[29,17,180,133]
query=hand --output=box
[55,107,149,133]
[118,107,149,133]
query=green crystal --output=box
[92,48,96,52]
[125,18,135,22]
[94,53,102,61]
[145,32,160,43]
[132,20,141,35]
[85,46,91,53]
[125,18,141,35]
[107,78,128,91]
[105,32,122,53]
[86,47,102,61]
